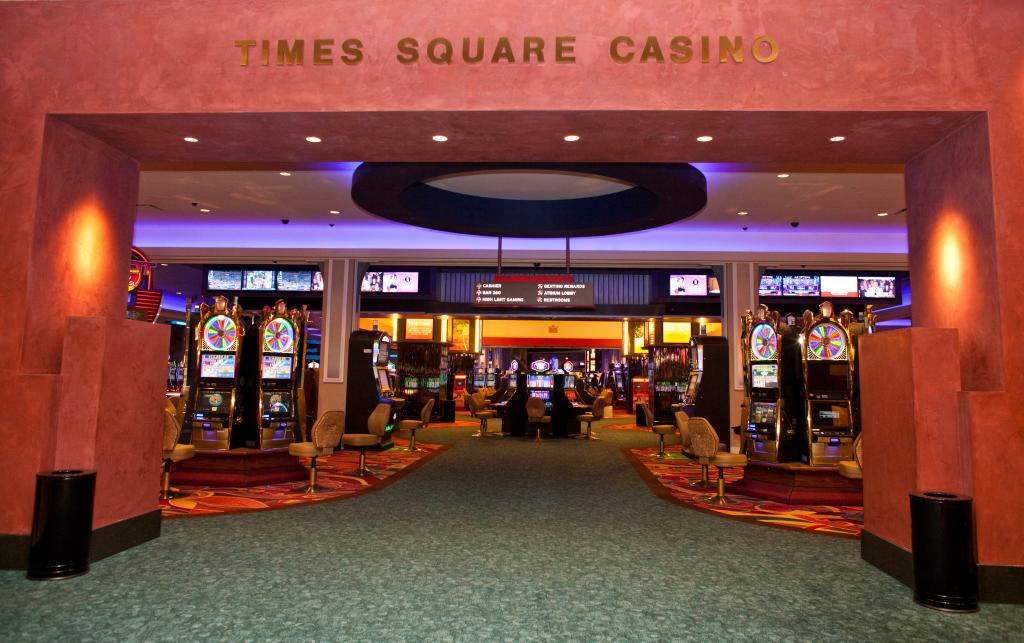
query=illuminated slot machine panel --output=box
[803,312,855,466]
[257,310,304,450]
[190,309,243,451]
[746,320,785,462]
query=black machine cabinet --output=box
[344,329,403,449]
[681,336,730,448]
[499,372,529,436]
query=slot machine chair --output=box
[574,396,606,441]
[398,398,434,452]
[709,448,749,506]
[639,402,676,458]
[343,403,390,476]
[526,396,550,442]
[687,417,722,491]
[674,410,690,454]
[467,393,499,437]
[838,433,863,480]
[288,410,345,495]
[161,410,195,500]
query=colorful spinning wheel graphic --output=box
[263,318,295,353]
[203,315,238,351]
[808,323,847,360]
[750,323,778,361]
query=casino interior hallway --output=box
[2,419,1022,641]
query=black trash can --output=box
[27,469,96,580]
[909,491,978,612]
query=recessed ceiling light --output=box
[696,135,713,142]
[199,208,211,213]
[432,134,448,142]
[830,135,846,142]
[305,136,322,143]
[877,212,889,217]
[563,134,580,142]
[737,211,749,216]
[279,171,291,176]
[777,173,790,178]
[329,210,340,215]
[175,291,182,295]
[183,136,199,143]
[160,263,168,266]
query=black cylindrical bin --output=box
[910,491,978,612]
[27,470,96,580]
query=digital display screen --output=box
[261,355,293,380]
[196,391,228,412]
[200,353,236,379]
[820,275,859,298]
[565,389,577,402]
[361,272,382,292]
[759,275,783,296]
[207,270,243,291]
[311,271,324,291]
[404,318,434,341]
[708,276,721,295]
[749,402,777,426]
[751,363,779,389]
[782,275,820,297]
[276,271,311,291]
[378,369,392,392]
[859,276,896,299]
[685,372,700,398]
[527,374,553,389]
[810,402,851,428]
[529,389,550,400]
[262,391,291,416]
[383,271,419,293]
[669,274,708,297]
[243,270,275,291]
[806,361,851,396]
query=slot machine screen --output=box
[564,375,575,388]
[196,391,228,412]
[810,402,851,429]
[750,363,779,389]
[261,355,293,380]
[378,369,392,393]
[527,374,553,388]
[529,389,550,401]
[564,389,577,402]
[262,391,291,416]
[806,361,851,397]
[749,402,777,426]
[684,372,700,399]
[200,354,236,379]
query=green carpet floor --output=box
[2,416,1021,641]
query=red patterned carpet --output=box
[625,448,863,538]
[161,438,448,518]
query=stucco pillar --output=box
[318,259,363,415]
[721,262,759,436]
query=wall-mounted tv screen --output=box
[312,271,324,291]
[207,270,243,291]
[261,355,293,380]
[820,275,859,298]
[859,276,896,299]
[404,318,434,341]
[782,275,820,297]
[669,274,708,297]
[276,271,311,292]
[361,272,383,292]
[759,275,783,296]
[200,353,236,379]
[383,271,419,293]
[243,270,275,291]
[751,363,779,389]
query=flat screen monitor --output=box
[262,391,292,416]
[374,340,391,366]
[276,271,312,291]
[564,389,577,402]
[806,361,851,397]
[749,402,777,426]
[311,271,324,291]
[261,355,293,380]
[750,363,779,389]
[820,275,858,298]
[529,389,550,401]
[361,271,383,292]
[377,369,392,393]
[207,270,243,291]
[196,391,229,413]
[243,270,275,291]
[669,274,708,297]
[708,276,721,294]
[759,275,783,296]
[810,402,851,429]
[858,276,896,299]
[382,271,419,293]
[527,374,553,389]
[200,353,236,379]
[782,275,820,297]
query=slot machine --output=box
[255,300,307,450]
[186,296,244,451]
[631,377,649,424]
[345,329,403,448]
[802,302,856,465]
[681,336,730,448]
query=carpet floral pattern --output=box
[626,447,864,538]
[161,438,447,518]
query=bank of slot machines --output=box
[183,296,245,450]
[526,372,554,405]
[251,301,308,450]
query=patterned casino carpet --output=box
[625,447,864,538]
[160,438,448,518]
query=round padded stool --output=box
[652,424,676,458]
[709,452,748,506]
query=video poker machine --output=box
[802,302,856,465]
[186,296,244,451]
[345,329,403,448]
[253,300,308,450]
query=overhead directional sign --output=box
[473,281,594,309]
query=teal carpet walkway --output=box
[2,417,1022,641]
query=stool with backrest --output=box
[343,403,390,476]
[398,398,434,452]
[574,396,605,441]
[674,410,690,455]
[687,417,722,490]
[838,433,863,480]
[640,402,676,458]
[526,396,550,442]
[161,409,196,500]
[288,410,345,495]
[467,392,499,437]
